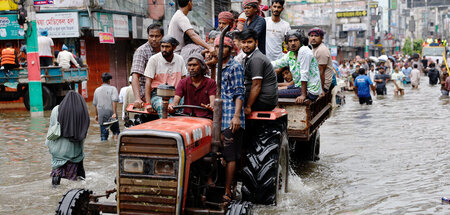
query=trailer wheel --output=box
[293,130,320,161]
[23,85,55,110]
[242,122,288,205]
[226,200,253,215]
[55,188,96,215]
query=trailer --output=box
[277,93,332,161]
[0,66,88,110]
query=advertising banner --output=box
[34,0,54,5]
[92,12,113,37]
[39,0,85,9]
[0,14,24,40]
[342,23,368,31]
[0,0,18,11]
[284,1,366,26]
[113,14,129,38]
[99,32,114,44]
[36,12,79,38]
[80,39,86,64]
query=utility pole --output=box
[24,1,44,116]
[365,0,370,58]
[331,0,337,60]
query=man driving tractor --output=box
[168,53,216,118]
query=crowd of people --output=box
[337,53,450,105]
[43,0,449,202]
[122,0,341,203]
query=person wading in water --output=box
[46,91,90,187]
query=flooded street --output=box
[1,76,450,214]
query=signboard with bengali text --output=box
[112,14,129,38]
[342,23,368,31]
[336,10,367,18]
[36,12,79,38]
[99,32,114,44]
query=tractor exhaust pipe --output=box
[211,25,231,154]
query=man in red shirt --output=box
[168,53,216,118]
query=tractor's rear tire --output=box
[23,85,55,111]
[242,121,288,205]
[55,188,96,215]
[226,200,253,215]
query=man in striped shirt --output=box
[131,24,164,108]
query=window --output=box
[356,31,365,38]
[339,31,348,38]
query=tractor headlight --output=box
[123,158,144,174]
[154,160,175,176]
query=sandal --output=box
[222,193,232,205]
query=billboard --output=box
[0,14,24,40]
[407,0,450,8]
[0,0,17,11]
[36,12,79,38]
[284,0,366,26]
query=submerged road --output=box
[0,76,449,214]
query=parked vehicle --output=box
[0,66,88,110]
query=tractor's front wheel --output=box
[55,188,96,215]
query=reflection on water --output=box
[0,76,449,214]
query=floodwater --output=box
[1,76,449,215]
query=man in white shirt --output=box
[119,76,133,120]
[37,29,54,67]
[265,0,290,62]
[144,36,187,118]
[168,0,214,54]
[56,45,80,69]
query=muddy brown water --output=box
[1,76,449,215]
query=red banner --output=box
[99,32,114,44]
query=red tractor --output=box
[55,28,291,215]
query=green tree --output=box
[413,39,424,53]
[402,38,412,56]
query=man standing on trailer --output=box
[167,0,215,55]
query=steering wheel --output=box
[171,105,213,119]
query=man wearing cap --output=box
[168,0,215,55]
[131,23,164,109]
[144,36,187,118]
[168,53,216,118]
[308,27,335,93]
[38,29,54,67]
[218,11,235,31]
[242,0,266,54]
[56,44,80,70]
[265,0,290,62]
[213,35,245,203]
[272,30,322,103]
[93,73,120,141]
